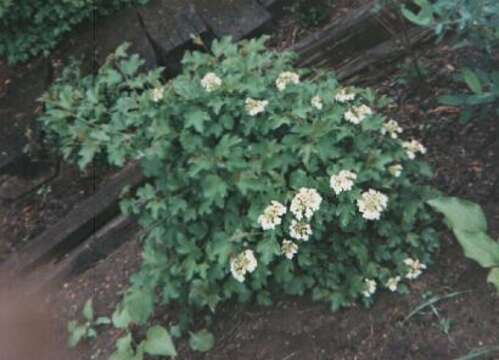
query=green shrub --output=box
[39,38,439,353]
[0,0,148,64]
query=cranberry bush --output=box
[40,38,439,356]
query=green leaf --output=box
[487,268,499,294]
[95,316,111,325]
[143,325,177,357]
[462,68,482,94]
[109,334,144,360]
[454,230,499,268]
[112,305,132,329]
[82,298,94,321]
[427,197,488,233]
[189,329,215,353]
[185,110,211,133]
[124,288,154,325]
[401,0,433,27]
[67,321,87,348]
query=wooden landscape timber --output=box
[0,163,144,287]
[1,2,438,291]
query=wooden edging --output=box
[0,163,144,285]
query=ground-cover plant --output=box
[67,299,111,348]
[429,197,499,293]
[39,37,439,356]
[0,0,148,64]
[397,0,499,122]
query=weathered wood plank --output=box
[335,27,434,84]
[193,0,272,41]
[19,216,139,293]
[0,163,144,281]
[291,3,395,68]
[138,1,210,77]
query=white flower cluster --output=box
[357,189,389,221]
[381,119,403,139]
[245,97,269,116]
[230,249,258,282]
[281,239,299,259]
[290,187,322,221]
[201,72,222,92]
[275,71,300,91]
[385,276,401,292]
[289,219,313,241]
[330,170,357,195]
[388,164,403,178]
[362,279,377,297]
[404,258,426,279]
[335,88,356,103]
[258,201,287,230]
[344,104,373,124]
[402,139,427,159]
[151,87,164,102]
[311,95,323,110]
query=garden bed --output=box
[45,21,499,360]
[1,1,498,360]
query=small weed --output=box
[67,299,111,348]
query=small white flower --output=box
[357,189,388,221]
[290,188,322,221]
[402,139,427,159]
[230,249,258,282]
[330,170,357,195]
[381,119,403,139]
[201,72,222,92]
[311,95,323,110]
[388,164,403,177]
[245,98,269,116]
[151,87,164,102]
[344,104,373,125]
[386,276,401,292]
[281,239,299,259]
[404,258,427,280]
[275,71,300,91]
[289,220,312,241]
[334,88,356,103]
[258,201,287,230]
[362,279,377,297]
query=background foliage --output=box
[39,38,439,356]
[399,0,499,121]
[0,0,148,64]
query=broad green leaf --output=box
[462,68,482,94]
[487,268,499,294]
[427,197,488,233]
[112,305,132,329]
[124,288,154,325]
[185,110,211,133]
[109,334,144,360]
[82,298,94,321]
[189,329,215,353]
[67,321,87,348]
[143,325,177,357]
[454,229,499,268]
